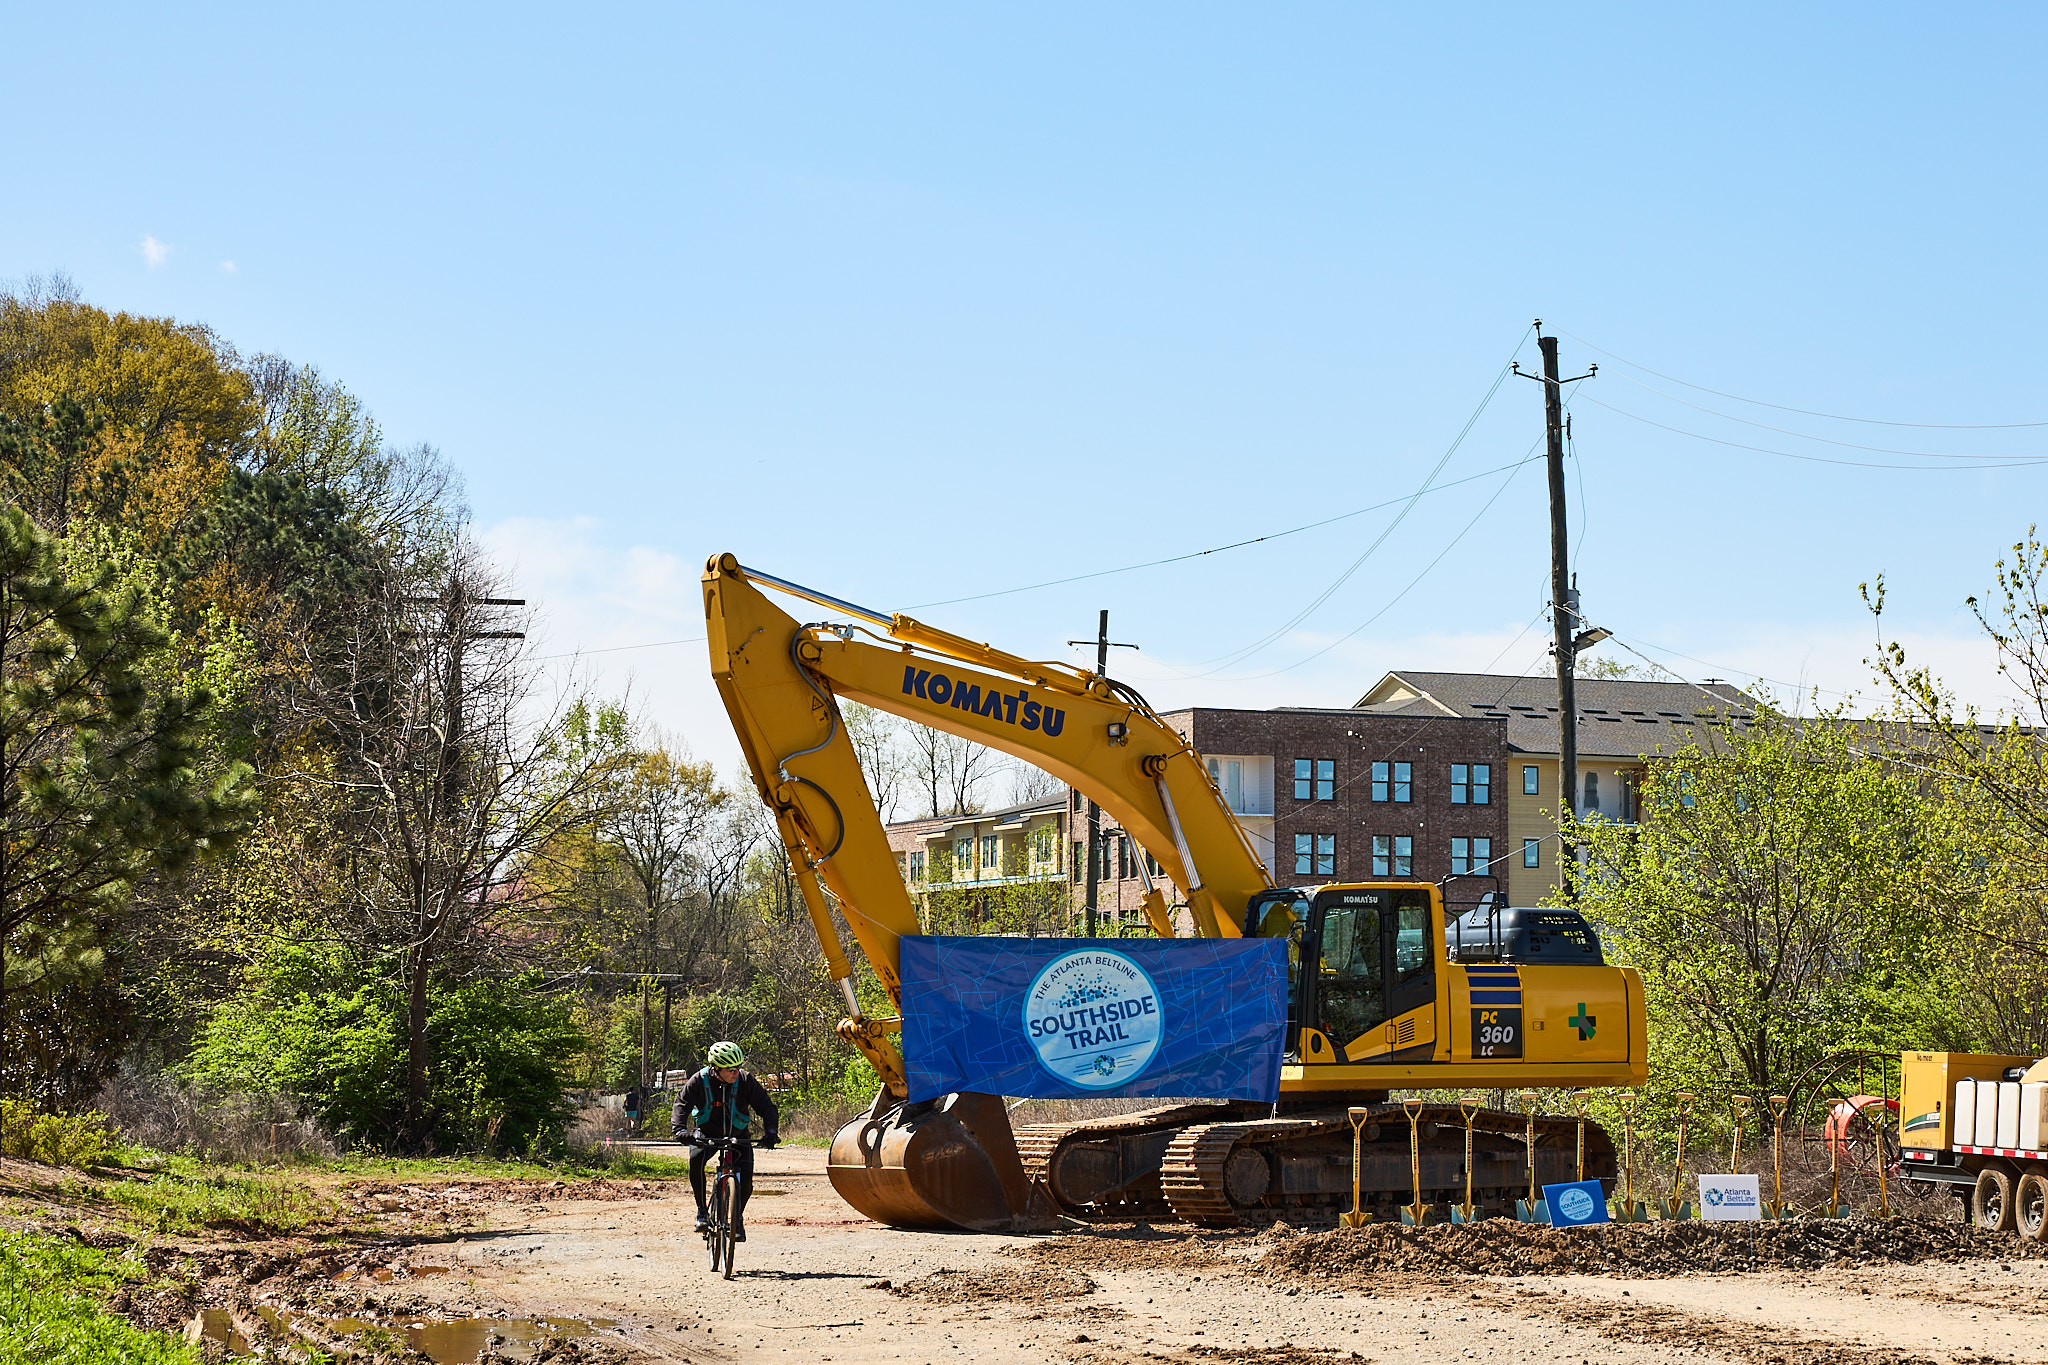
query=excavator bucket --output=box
[828,1090,1060,1232]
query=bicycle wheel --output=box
[705,1176,725,1270]
[715,1177,738,1279]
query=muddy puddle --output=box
[200,1305,618,1362]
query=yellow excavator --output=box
[704,555,1646,1230]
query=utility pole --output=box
[1068,610,1138,936]
[397,578,524,1151]
[1514,324,1595,897]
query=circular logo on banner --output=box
[1556,1187,1597,1222]
[1022,949,1164,1090]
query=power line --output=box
[1578,393,2048,471]
[1203,446,1539,682]
[909,453,1544,611]
[1609,370,2048,460]
[1560,329,2048,430]
[533,635,705,662]
[1169,327,1535,672]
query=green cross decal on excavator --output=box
[1569,1004,1596,1040]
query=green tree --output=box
[1566,703,1954,1103]
[1870,532,2048,1051]
[188,942,580,1154]
[0,506,253,1106]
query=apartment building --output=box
[1076,705,1510,929]
[882,796,1071,928]
[1353,672,1758,903]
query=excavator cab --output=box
[1250,884,1440,1066]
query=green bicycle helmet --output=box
[707,1041,746,1070]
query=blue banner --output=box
[899,936,1288,1104]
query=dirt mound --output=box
[1256,1218,2044,1281]
[887,1266,1097,1304]
[1011,1224,1237,1272]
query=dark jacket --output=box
[673,1067,779,1142]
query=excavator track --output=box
[1159,1115,1352,1224]
[1016,1103,1242,1213]
[1021,1102,1617,1226]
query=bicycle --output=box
[700,1135,751,1279]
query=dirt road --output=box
[381,1145,2048,1365]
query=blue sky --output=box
[8,5,2047,771]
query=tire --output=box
[1974,1165,2017,1232]
[716,1177,738,1279]
[705,1176,725,1270]
[2017,1172,2048,1242]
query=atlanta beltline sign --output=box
[899,936,1289,1103]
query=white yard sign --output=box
[1698,1174,1762,1221]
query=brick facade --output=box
[1075,706,1511,930]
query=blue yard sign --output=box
[899,936,1288,1104]
[1543,1179,1611,1227]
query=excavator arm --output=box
[704,553,1275,1230]
[705,553,1272,1029]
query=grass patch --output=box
[0,1229,197,1364]
[102,1170,335,1236]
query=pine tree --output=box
[0,505,254,1106]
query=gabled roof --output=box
[1355,670,1759,759]
[885,794,1066,837]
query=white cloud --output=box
[480,516,739,771]
[218,260,237,274]
[139,235,171,267]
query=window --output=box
[1393,835,1411,875]
[1452,764,1491,805]
[1293,758,1334,801]
[1450,837,1490,874]
[1584,771,1600,813]
[1372,835,1412,876]
[1523,838,1540,868]
[909,850,926,880]
[1031,825,1054,864]
[1293,833,1335,876]
[982,836,998,869]
[1372,835,1389,876]
[1523,764,1539,796]
[955,838,973,873]
[1371,761,1412,803]
[1072,842,1084,881]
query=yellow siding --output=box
[1506,757,1560,904]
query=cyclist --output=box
[674,1041,779,1242]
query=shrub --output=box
[94,1065,336,1164]
[187,943,581,1155]
[0,1098,114,1168]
